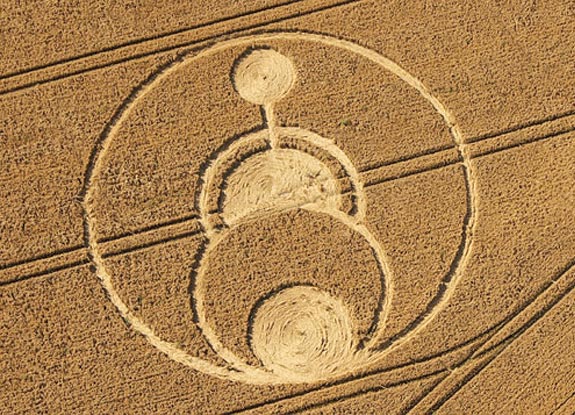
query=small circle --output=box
[232,48,296,105]
[250,286,357,381]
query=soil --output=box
[1,1,574,413]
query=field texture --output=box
[1,1,574,414]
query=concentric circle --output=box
[82,32,474,384]
[232,48,296,105]
[250,286,357,382]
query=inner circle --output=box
[249,286,357,380]
[232,48,296,105]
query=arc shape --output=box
[198,126,368,235]
[81,31,475,384]
[197,129,270,236]
[276,127,367,222]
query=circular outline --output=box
[82,32,475,384]
[231,48,297,105]
[249,285,357,382]
[192,205,389,383]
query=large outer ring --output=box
[82,32,475,384]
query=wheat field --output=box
[1,1,574,414]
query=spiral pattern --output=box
[249,286,359,382]
[232,49,296,105]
